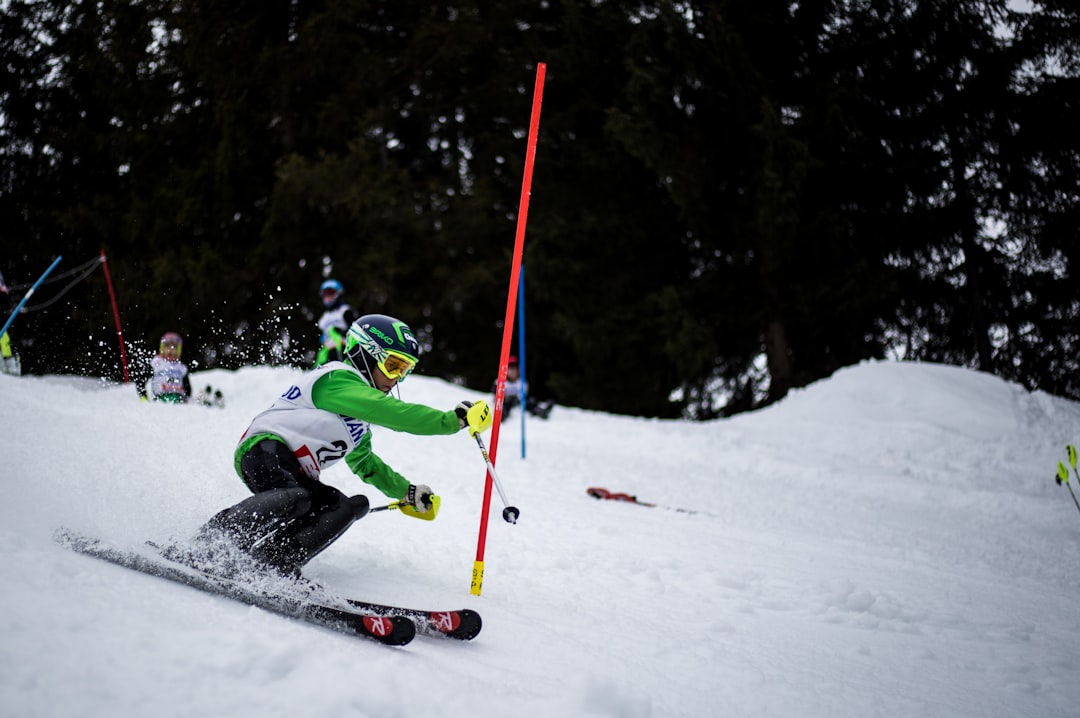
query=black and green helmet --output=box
[344,314,420,382]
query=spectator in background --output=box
[0,272,20,376]
[315,279,358,366]
[496,356,553,420]
[135,332,192,403]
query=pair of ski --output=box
[55,528,480,647]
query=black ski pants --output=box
[205,438,369,573]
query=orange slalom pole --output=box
[471,62,547,596]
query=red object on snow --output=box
[586,487,654,506]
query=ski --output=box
[337,597,482,641]
[55,528,415,646]
[152,537,482,641]
[586,486,656,506]
[586,486,707,516]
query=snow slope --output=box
[1,359,1079,717]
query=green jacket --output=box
[235,365,461,499]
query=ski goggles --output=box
[378,350,417,381]
[160,333,183,355]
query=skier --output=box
[496,356,553,419]
[135,332,192,403]
[315,278,358,366]
[0,273,20,376]
[185,313,492,577]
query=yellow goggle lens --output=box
[379,352,416,380]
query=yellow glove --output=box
[455,400,492,437]
[398,484,441,520]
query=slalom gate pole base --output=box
[471,560,485,596]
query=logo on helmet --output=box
[395,322,417,350]
[368,326,394,345]
[367,321,417,354]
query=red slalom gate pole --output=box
[471,62,546,596]
[100,248,130,383]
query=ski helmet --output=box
[344,314,420,384]
[160,332,183,358]
[320,278,343,307]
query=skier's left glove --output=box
[455,400,492,437]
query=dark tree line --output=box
[1,0,1078,418]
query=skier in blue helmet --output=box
[315,278,358,366]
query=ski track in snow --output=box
[2,359,1079,717]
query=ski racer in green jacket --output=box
[189,313,492,577]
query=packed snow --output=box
[1,359,1079,717]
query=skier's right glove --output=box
[455,400,492,437]
[400,483,439,520]
[405,483,434,513]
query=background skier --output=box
[315,279,358,366]
[135,332,192,403]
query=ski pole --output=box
[1055,461,1080,515]
[369,495,441,521]
[474,432,520,524]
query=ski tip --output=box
[425,609,482,640]
[362,615,417,646]
[455,609,482,640]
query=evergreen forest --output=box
[2,0,1078,418]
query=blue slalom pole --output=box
[0,256,62,340]
[518,264,527,459]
